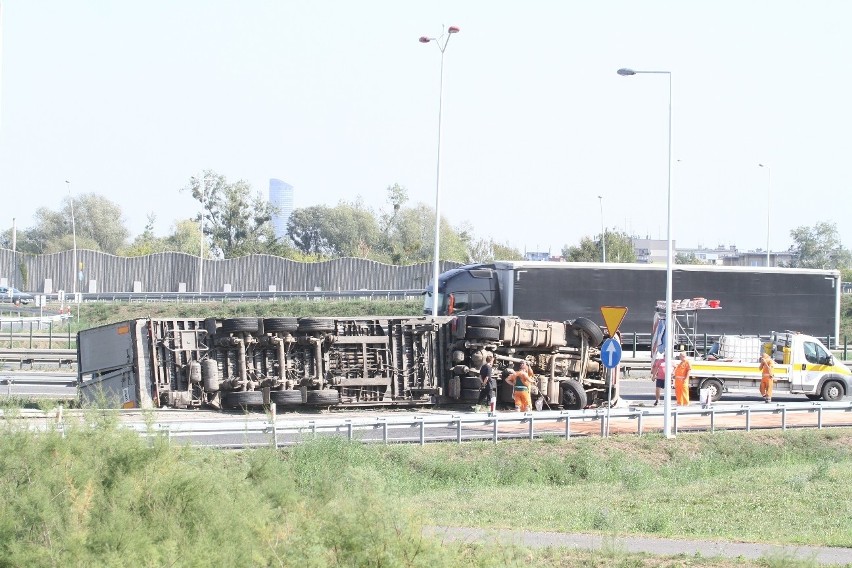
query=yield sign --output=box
[600,306,628,337]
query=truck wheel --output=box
[465,326,500,341]
[297,317,335,333]
[460,388,480,401]
[700,378,724,402]
[465,315,501,329]
[264,317,299,333]
[571,318,604,347]
[271,390,303,406]
[306,390,341,406]
[221,318,260,334]
[821,380,844,402]
[461,376,482,390]
[560,379,588,410]
[224,390,264,409]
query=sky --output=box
[1,1,851,257]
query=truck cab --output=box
[423,265,499,316]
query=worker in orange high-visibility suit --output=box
[673,351,692,406]
[506,361,534,412]
[759,352,774,403]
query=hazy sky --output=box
[1,1,850,256]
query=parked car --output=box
[0,286,34,305]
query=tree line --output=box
[2,170,850,279]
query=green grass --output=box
[0,413,849,567]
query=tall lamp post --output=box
[758,163,771,267]
[617,67,675,438]
[419,25,460,316]
[65,180,78,296]
[597,195,606,263]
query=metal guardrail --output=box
[108,401,852,448]
[0,349,77,368]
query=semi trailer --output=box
[76,314,614,412]
[424,261,841,342]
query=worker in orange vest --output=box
[673,351,692,406]
[506,361,534,412]
[759,352,774,403]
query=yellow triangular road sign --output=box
[600,306,628,336]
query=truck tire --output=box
[560,379,588,410]
[221,317,260,334]
[306,390,341,406]
[821,380,844,402]
[461,376,482,390]
[465,315,501,329]
[465,326,500,341]
[700,378,724,402]
[297,317,335,333]
[271,390,303,406]
[572,318,604,347]
[224,390,264,409]
[460,388,480,401]
[264,317,299,333]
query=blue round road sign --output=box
[601,338,622,369]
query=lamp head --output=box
[617,68,636,76]
[418,36,431,43]
[448,26,460,34]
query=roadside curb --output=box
[426,526,852,566]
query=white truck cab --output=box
[689,332,850,402]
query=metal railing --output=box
[0,349,77,368]
[105,401,852,448]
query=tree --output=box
[184,170,280,258]
[122,215,212,257]
[288,200,382,259]
[466,237,524,263]
[562,230,637,263]
[789,222,852,269]
[11,193,128,254]
[675,252,706,265]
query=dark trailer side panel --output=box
[509,266,837,338]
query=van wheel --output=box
[821,380,844,402]
[560,379,587,410]
[700,378,724,402]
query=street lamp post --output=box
[198,173,205,295]
[598,195,606,263]
[758,163,771,267]
[617,67,675,438]
[419,25,460,316]
[65,180,78,296]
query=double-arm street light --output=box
[617,67,675,438]
[419,25,459,316]
[65,180,78,296]
[758,163,771,267]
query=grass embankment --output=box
[0,415,849,567]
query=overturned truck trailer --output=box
[77,315,611,411]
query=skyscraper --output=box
[269,179,294,240]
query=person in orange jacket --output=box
[759,351,775,403]
[506,361,534,412]
[673,351,692,406]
